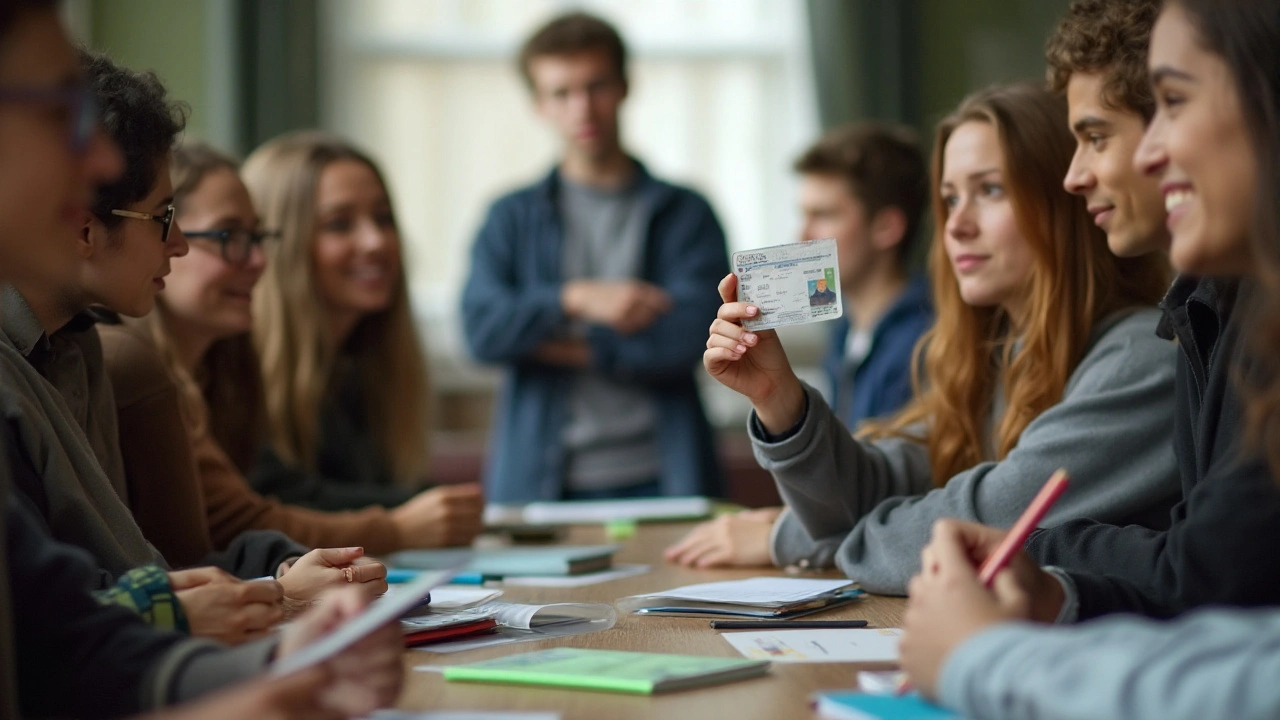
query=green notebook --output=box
[442,647,770,694]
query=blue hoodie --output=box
[822,274,933,429]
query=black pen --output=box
[709,619,869,630]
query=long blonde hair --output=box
[242,131,430,484]
[863,84,1170,486]
[131,143,267,470]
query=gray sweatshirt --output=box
[758,308,1180,594]
[940,609,1280,720]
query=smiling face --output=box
[311,159,402,330]
[81,154,189,317]
[939,121,1037,319]
[0,8,121,282]
[164,166,266,341]
[1063,72,1169,257]
[1134,4,1257,276]
[529,49,626,162]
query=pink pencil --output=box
[896,468,1070,696]
[977,468,1070,587]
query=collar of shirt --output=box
[0,285,50,363]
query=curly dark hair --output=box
[793,123,928,264]
[1045,0,1160,120]
[80,48,188,227]
[518,12,627,90]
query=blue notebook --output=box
[814,691,959,720]
[388,545,619,577]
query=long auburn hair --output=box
[1168,0,1280,480]
[132,142,266,471]
[863,84,1170,486]
[242,131,430,484]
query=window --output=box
[321,0,817,425]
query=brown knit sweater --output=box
[98,323,402,562]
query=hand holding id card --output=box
[733,238,843,331]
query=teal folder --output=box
[814,691,960,720]
[388,545,618,577]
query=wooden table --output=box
[396,522,906,719]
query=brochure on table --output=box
[721,628,902,663]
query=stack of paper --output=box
[616,577,863,619]
[438,648,769,694]
[416,601,617,654]
[400,607,499,647]
[270,566,461,676]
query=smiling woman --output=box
[243,131,484,549]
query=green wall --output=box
[89,0,212,142]
[919,0,1066,129]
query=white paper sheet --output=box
[500,564,650,587]
[270,566,461,676]
[626,577,854,606]
[721,628,902,663]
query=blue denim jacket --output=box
[822,274,932,430]
[461,163,728,502]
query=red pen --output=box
[897,468,1071,696]
[977,468,1070,587]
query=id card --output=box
[733,238,843,331]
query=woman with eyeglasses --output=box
[98,141,446,572]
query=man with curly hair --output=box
[1049,0,1169,258]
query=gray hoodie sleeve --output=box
[938,610,1280,720]
[759,308,1179,594]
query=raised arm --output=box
[762,311,1178,593]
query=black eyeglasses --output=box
[185,228,280,264]
[0,82,98,153]
[111,204,176,243]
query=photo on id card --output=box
[733,237,843,332]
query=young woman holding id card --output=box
[701,83,1175,595]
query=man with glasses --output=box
[0,46,311,633]
[0,4,403,719]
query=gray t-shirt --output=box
[557,176,660,491]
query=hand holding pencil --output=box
[897,469,1072,699]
